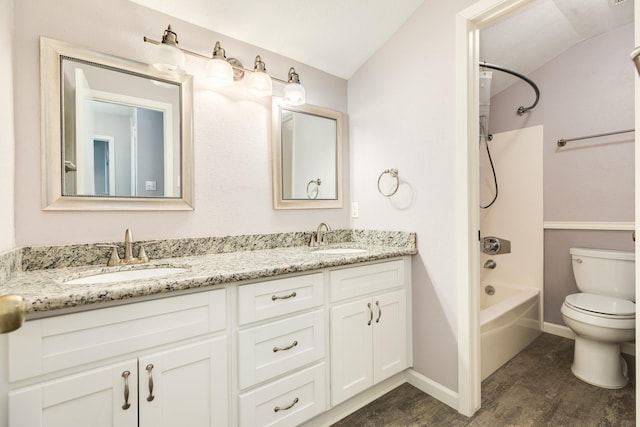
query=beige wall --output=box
[13,0,350,246]
[490,23,635,222]
[348,0,476,392]
[0,0,15,252]
[489,23,635,326]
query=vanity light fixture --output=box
[246,55,273,97]
[143,26,305,103]
[283,67,306,106]
[150,25,186,74]
[206,41,234,87]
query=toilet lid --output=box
[565,293,635,317]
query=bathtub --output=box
[480,283,541,380]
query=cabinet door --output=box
[139,337,228,427]
[330,298,373,406]
[9,360,138,427]
[372,290,407,383]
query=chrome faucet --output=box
[310,222,331,247]
[103,229,149,266]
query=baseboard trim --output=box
[544,321,635,356]
[405,368,459,411]
[543,322,575,339]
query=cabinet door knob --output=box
[274,397,299,412]
[367,302,373,326]
[121,370,131,410]
[375,301,382,323]
[146,363,155,402]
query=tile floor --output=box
[332,333,635,426]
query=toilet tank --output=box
[570,247,635,301]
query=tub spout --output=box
[484,259,497,269]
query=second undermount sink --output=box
[313,248,368,255]
[64,267,188,285]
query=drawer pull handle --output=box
[121,370,131,410]
[273,340,298,353]
[272,291,297,301]
[367,302,373,326]
[274,397,299,412]
[376,300,382,323]
[146,363,155,402]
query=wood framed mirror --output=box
[272,99,343,209]
[40,37,194,210]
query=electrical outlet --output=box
[351,202,359,218]
[145,181,157,191]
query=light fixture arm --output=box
[287,67,301,84]
[254,55,267,72]
[212,41,227,59]
[160,25,180,47]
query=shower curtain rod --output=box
[480,61,540,116]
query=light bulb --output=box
[206,41,234,87]
[152,43,185,73]
[206,58,234,87]
[283,83,306,105]
[283,67,306,105]
[247,55,272,97]
[151,25,185,74]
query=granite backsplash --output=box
[3,229,415,274]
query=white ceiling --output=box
[481,0,634,96]
[130,0,633,86]
[129,0,424,79]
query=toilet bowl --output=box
[560,248,635,389]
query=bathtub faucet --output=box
[484,259,497,269]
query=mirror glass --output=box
[41,37,193,210]
[272,100,343,209]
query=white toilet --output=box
[560,247,635,389]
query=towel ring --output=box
[377,169,399,197]
[306,178,321,199]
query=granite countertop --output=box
[3,240,416,318]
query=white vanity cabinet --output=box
[329,260,409,406]
[7,289,228,427]
[4,255,413,426]
[237,273,327,426]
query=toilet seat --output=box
[564,293,635,319]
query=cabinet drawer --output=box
[238,310,325,389]
[330,259,405,302]
[238,363,326,427]
[9,289,226,382]
[238,273,324,325]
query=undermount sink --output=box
[313,248,368,255]
[64,267,188,285]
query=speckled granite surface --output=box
[3,230,416,317]
[19,228,385,271]
[0,248,20,282]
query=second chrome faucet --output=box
[310,222,331,247]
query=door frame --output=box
[456,0,639,419]
[455,0,543,417]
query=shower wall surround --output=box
[11,0,349,247]
[488,23,634,327]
